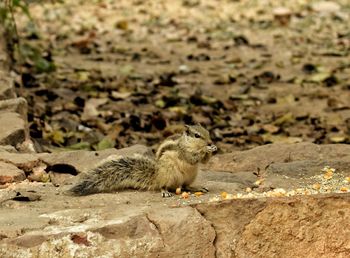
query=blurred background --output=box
[3,0,350,153]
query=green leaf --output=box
[67,142,91,150]
[96,137,114,150]
[34,57,55,73]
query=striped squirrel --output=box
[68,124,217,197]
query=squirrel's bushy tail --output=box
[68,155,157,196]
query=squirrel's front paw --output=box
[161,189,173,198]
[207,145,217,153]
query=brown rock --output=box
[197,170,257,193]
[49,172,74,186]
[0,145,17,153]
[0,72,16,100]
[0,97,28,121]
[195,194,350,258]
[196,198,266,257]
[235,195,350,258]
[0,112,26,146]
[311,1,341,13]
[41,144,153,173]
[207,143,350,173]
[0,144,152,174]
[0,185,349,258]
[0,162,25,184]
[266,159,350,178]
[147,207,216,257]
[10,235,48,248]
[92,215,159,240]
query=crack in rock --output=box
[193,206,218,258]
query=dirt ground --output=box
[11,0,350,153]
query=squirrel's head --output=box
[179,124,217,155]
[175,124,217,164]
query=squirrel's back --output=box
[68,155,157,195]
[68,124,216,197]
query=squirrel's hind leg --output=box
[161,188,173,198]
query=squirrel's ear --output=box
[196,122,202,127]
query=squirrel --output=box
[68,124,217,197]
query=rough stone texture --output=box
[0,199,215,257]
[0,144,152,175]
[0,137,349,257]
[0,112,26,147]
[0,189,348,258]
[0,145,17,153]
[0,71,16,100]
[234,196,350,258]
[207,143,350,174]
[0,97,28,120]
[147,207,216,257]
[48,172,74,187]
[197,194,350,258]
[266,159,350,178]
[0,162,26,184]
[41,144,153,174]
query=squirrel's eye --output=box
[194,133,201,138]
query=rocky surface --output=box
[0,72,16,101]
[0,185,348,257]
[0,112,26,146]
[208,142,350,174]
[0,35,29,150]
[0,162,26,185]
[0,141,349,257]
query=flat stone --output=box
[0,143,349,257]
[0,144,153,174]
[207,142,350,173]
[49,172,74,187]
[267,159,350,178]
[0,162,26,184]
[196,193,350,257]
[311,1,341,13]
[0,71,16,100]
[0,191,347,257]
[0,145,17,153]
[0,112,26,146]
[41,144,153,173]
[0,97,28,120]
[147,207,216,257]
